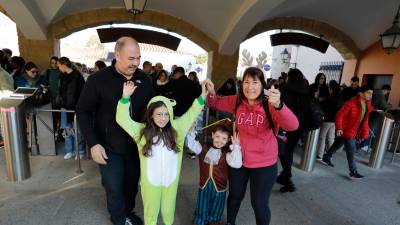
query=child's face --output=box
[211,130,229,149]
[152,106,170,128]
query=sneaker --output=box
[128,212,143,225]
[64,152,75,160]
[125,218,134,225]
[349,171,364,179]
[188,152,197,159]
[279,178,296,193]
[321,157,334,167]
[316,156,322,161]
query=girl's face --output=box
[211,131,229,149]
[158,72,167,82]
[152,105,170,128]
[242,75,262,101]
[319,75,326,85]
[26,68,39,78]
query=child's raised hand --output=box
[231,131,240,145]
[123,81,137,98]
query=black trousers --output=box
[278,129,302,178]
[99,147,140,225]
[227,164,277,225]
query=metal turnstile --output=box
[300,129,321,172]
[369,113,394,168]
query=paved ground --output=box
[0,145,399,225]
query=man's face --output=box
[351,81,359,88]
[50,59,58,69]
[360,90,373,101]
[143,64,152,74]
[115,43,141,76]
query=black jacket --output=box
[281,81,312,131]
[59,70,85,123]
[76,64,154,154]
[169,76,201,117]
[320,95,343,122]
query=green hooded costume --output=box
[116,95,205,225]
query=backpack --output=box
[308,100,324,130]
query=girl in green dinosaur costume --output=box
[116,80,207,225]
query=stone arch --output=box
[245,17,360,59]
[49,8,218,53]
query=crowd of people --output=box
[0,37,395,225]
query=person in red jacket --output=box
[322,85,373,179]
[205,67,298,225]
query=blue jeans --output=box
[324,137,358,173]
[60,112,85,154]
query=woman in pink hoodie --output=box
[205,67,298,225]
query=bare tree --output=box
[241,49,253,67]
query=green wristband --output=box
[197,96,206,105]
[120,97,130,104]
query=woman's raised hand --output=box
[203,79,216,95]
[123,81,137,98]
[266,85,281,108]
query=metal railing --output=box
[33,108,83,174]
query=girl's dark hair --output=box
[24,61,38,72]
[157,70,168,80]
[315,72,326,84]
[235,67,275,134]
[212,125,231,136]
[58,56,72,68]
[140,101,177,157]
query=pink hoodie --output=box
[207,94,298,168]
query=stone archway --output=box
[47,8,237,86]
[245,17,361,60]
[49,8,218,54]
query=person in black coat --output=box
[279,68,312,193]
[169,67,201,117]
[309,72,329,102]
[154,69,172,97]
[76,37,154,225]
[217,78,237,96]
[58,57,86,160]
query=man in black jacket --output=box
[76,37,153,225]
[169,66,201,117]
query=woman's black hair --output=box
[24,61,38,72]
[314,72,326,84]
[234,67,275,134]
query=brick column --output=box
[208,51,239,89]
[18,32,54,71]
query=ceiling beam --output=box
[0,0,47,39]
[218,0,285,55]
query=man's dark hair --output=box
[351,76,359,82]
[2,48,12,56]
[173,66,185,75]
[11,56,25,69]
[50,56,58,61]
[142,61,151,67]
[359,85,373,93]
[381,84,391,91]
[58,57,73,68]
